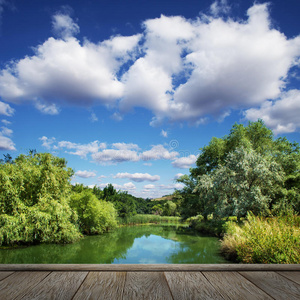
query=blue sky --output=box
[0,0,300,198]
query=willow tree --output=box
[0,152,81,246]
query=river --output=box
[0,225,228,264]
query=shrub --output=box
[221,213,300,263]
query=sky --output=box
[0,0,300,199]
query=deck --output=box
[0,264,299,299]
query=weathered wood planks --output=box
[0,268,299,299]
[240,271,300,300]
[73,272,126,300]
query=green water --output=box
[0,225,228,264]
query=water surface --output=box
[0,225,228,264]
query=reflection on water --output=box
[0,225,228,264]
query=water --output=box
[0,225,228,264]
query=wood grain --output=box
[20,271,88,300]
[122,272,173,300]
[73,271,126,300]
[0,271,49,300]
[0,271,14,281]
[240,271,300,300]
[203,271,273,300]
[0,264,299,271]
[165,271,223,300]
[277,271,300,285]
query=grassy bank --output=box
[221,213,300,264]
[118,214,185,226]
[189,213,300,264]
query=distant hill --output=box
[151,195,174,202]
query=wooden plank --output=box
[277,271,300,285]
[240,271,300,300]
[20,271,88,300]
[165,271,224,300]
[122,272,173,300]
[203,271,273,300]
[0,271,14,281]
[0,271,49,300]
[73,272,126,300]
[0,263,299,271]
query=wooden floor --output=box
[0,265,299,299]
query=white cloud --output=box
[0,101,14,116]
[244,89,300,134]
[39,136,55,149]
[160,130,168,138]
[92,149,140,164]
[52,13,80,39]
[144,184,155,190]
[114,172,160,182]
[0,4,299,129]
[112,142,140,150]
[75,170,97,178]
[210,0,230,17]
[97,182,136,191]
[58,140,106,158]
[0,14,141,112]
[1,119,11,126]
[0,126,15,150]
[90,112,98,122]
[140,144,178,161]
[35,102,59,115]
[174,173,185,179]
[159,183,184,190]
[172,155,197,169]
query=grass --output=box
[221,213,300,264]
[118,214,185,226]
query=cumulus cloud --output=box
[172,155,197,169]
[0,126,15,150]
[58,140,106,158]
[0,101,14,116]
[0,13,141,113]
[244,89,300,134]
[114,172,160,182]
[144,184,155,190]
[0,3,299,129]
[75,170,97,178]
[92,149,140,164]
[140,144,178,161]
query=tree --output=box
[0,152,81,245]
[70,190,117,234]
[163,201,177,216]
[194,147,284,219]
[179,120,300,218]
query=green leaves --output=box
[0,152,81,246]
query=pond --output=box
[0,225,228,264]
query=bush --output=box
[70,190,118,234]
[221,213,300,263]
[118,214,183,225]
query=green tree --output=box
[0,152,81,246]
[163,201,177,216]
[194,147,284,219]
[70,190,117,234]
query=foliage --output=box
[177,120,300,218]
[117,214,184,226]
[70,190,117,234]
[162,201,177,216]
[194,147,284,219]
[221,213,300,264]
[0,152,81,246]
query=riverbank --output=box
[189,213,300,264]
